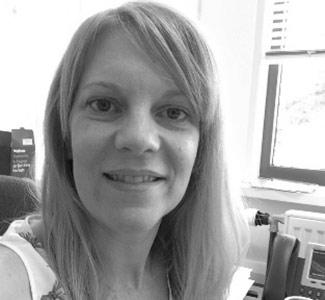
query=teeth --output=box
[108,174,158,183]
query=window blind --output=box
[266,0,325,56]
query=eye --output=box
[87,98,114,112]
[160,107,188,121]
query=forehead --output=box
[79,30,178,93]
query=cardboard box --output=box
[0,130,11,175]
[10,128,35,178]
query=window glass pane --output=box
[272,59,325,170]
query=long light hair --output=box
[41,2,249,299]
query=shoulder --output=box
[0,244,32,300]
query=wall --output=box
[0,0,82,180]
[200,0,259,176]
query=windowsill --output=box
[241,179,325,207]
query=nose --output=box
[114,110,160,155]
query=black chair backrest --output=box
[0,175,39,235]
[262,233,300,300]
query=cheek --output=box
[172,132,199,181]
[70,122,108,197]
[72,134,101,166]
[70,125,111,215]
[164,133,198,212]
[70,121,108,167]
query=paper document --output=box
[227,267,254,300]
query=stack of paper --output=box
[227,267,255,300]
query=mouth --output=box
[103,173,164,184]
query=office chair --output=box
[0,175,39,235]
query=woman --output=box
[0,2,249,299]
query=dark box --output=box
[10,128,35,178]
[0,130,11,175]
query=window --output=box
[259,0,325,186]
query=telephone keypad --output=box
[298,285,324,300]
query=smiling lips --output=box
[104,170,165,184]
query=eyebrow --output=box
[81,81,185,99]
[160,89,186,100]
[81,81,123,93]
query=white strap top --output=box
[0,217,58,300]
[0,217,173,300]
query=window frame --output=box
[259,63,325,186]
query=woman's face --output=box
[70,31,199,233]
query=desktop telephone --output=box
[290,243,325,300]
[262,237,325,300]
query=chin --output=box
[87,206,164,236]
[114,209,163,233]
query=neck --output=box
[90,218,162,290]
